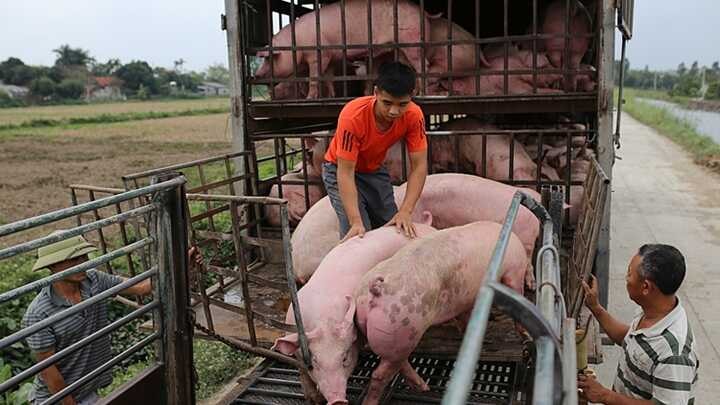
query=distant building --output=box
[0,81,29,99]
[197,81,229,96]
[85,76,125,101]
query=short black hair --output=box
[637,244,686,295]
[375,61,416,97]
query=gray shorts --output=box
[322,162,398,239]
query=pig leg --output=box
[362,359,401,405]
[298,368,324,405]
[399,360,430,391]
[306,53,332,99]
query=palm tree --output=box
[53,44,94,68]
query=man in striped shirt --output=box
[578,244,698,404]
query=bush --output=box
[29,77,56,98]
[55,79,85,99]
[194,340,256,400]
[0,90,25,108]
[706,81,720,101]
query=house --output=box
[85,76,125,101]
[0,81,29,99]
[197,81,229,96]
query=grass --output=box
[622,87,693,108]
[623,88,720,172]
[0,98,230,127]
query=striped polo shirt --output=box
[613,299,699,404]
[21,270,124,404]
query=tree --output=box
[116,60,157,94]
[677,62,687,76]
[689,61,699,77]
[204,63,230,85]
[91,58,122,76]
[53,44,94,68]
[7,64,36,86]
[29,77,56,98]
[173,58,185,73]
[0,57,25,81]
[55,79,85,99]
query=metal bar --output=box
[196,164,217,231]
[0,302,158,393]
[441,192,523,405]
[0,269,156,350]
[562,318,578,405]
[0,177,184,237]
[187,193,288,205]
[280,204,311,369]
[419,0,426,95]
[43,332,159,405]
[230,201,258,345]
[503,0,509,95]
[0,205,154,261]
[122,152,247,181]
[446,0,454,94]
[69,184,124,194]
[366,0,373,87]
[532,336,555,405]
[87,190,113,274]
[340,0,347,96]
[314,0,321,97]
[114,203,138,278]
[70,188,82,227]
[0,238,155,304]
[474,0,481,94]
[614,37,627,148]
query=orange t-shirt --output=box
[324,96,427,173]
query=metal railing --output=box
[0,175,193,405]
[442,190,577,405]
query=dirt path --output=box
[595,113,720,402]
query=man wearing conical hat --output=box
[21,233,200,405]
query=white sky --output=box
[0,0,718,72]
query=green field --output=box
[0,97,230,127]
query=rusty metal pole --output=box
[153,172,194,405]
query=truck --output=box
[0,0,634,403]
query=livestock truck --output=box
[0,0,633,404]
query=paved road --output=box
[594,113,720,403]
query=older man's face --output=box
[625,254,648,304]
[49,255,89,283]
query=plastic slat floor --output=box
[232,352,524,404]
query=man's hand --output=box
[578,373,610,403]
[341,221,366,243]
[385,209,416,238]
[582,275,602,313]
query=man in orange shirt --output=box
[323,62,428,242]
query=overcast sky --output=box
[0,0,718,72]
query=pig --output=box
[562,157,591,224]
[541,0,592,91]
[291,196,341,284]
[427,18,491,81]
[255,0,438,98]
[274,222,436,405]
[354,221,528,405]
[265,171,325,227]
[438,50,562,96]
[291,173,542,284]
[271,62,365,99]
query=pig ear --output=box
[273,333,300,355]
[272,329,322,355]
[420,210,433,226]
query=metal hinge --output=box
[221,14,227,31]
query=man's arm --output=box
[35,350,77,405]
[337,157,365,242]
[387,149,427,237]
[583,275,630,345]
[119,246,202,296]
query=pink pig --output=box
[274,222,435,405]
[255,0,437,98]
[542,0,591,91]
[354,221,528,405]
[265,172,325,227]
